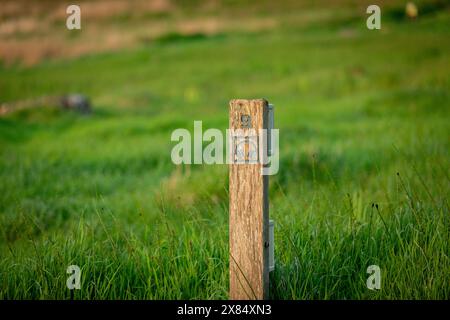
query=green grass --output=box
[0,1,449,299]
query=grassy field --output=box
[0,0,449,299]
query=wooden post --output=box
[229,99,270,300]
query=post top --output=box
[229,99,269,107]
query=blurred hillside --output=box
[1,0,448,65]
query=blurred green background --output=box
[0,0,449,299]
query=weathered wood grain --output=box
[229,99,269,300]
